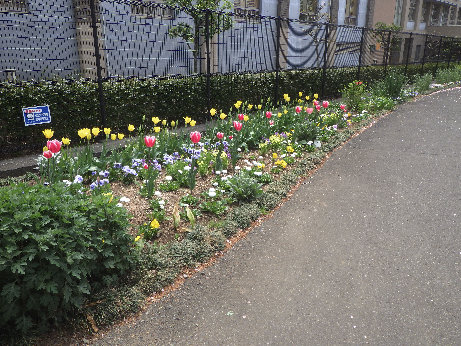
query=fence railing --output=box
[2,0,461,124]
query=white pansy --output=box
[208,191,216,197]
[155,191,162,196]
[165,175,173,181]
[119,197,130,203]
[254,171,262,176]
[184,166,191,171]
[222,169,227,174]
[215,171,221,175]
[235,166,240,170]
[213,182,219,187]
[178,170,183,174]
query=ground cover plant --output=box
[1,74,460,344]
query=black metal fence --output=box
[1,0,461,123]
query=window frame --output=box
[0,0,28,13]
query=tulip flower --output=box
[111,134,116,140]
[184,116,191,124]
[171,120,176,127]
[265,111,272,119]
[220,113,227,120]
[190,131,201,143]
[104,128,111,135]
[62,137,71,145]
[190,120,196,127]
[244,115,249,121]
[210,108,217,116]
[305,95,310,101]
[154,126,161,133]
[162,119,167,126]
[42,129,54,139]
[313,100,319,106]
[322,101,329,108]
[78,128,91,139]
[298,92,303,97]
[144,135,156,147]
[295,106,302,113]
[43,150,53,159]
[314,93,318,99]
[233,121,243,132]
[269,120,274,126]
[128,124,135,132]
[92,127,101,137]
[143,163,148,170]
[238,113,245,121]
[217,132,224,139]
[340,104,346,110]
[278,113,282,117]
[258,105,262,109]
[118,133,124,139]
[306,107,314,114]
[248,104,253,109]
[316,105,321,111]
[152,117,161,124]
[47,139,62,154]
[229,135,233,140]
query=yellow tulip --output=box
[150,219,160,229]
[154,126,161,133]
[306,96,310,101]
[283,94,289,100]
[111,134,116,140]
[248,104,253,110]
[314,94,318,99]
[78,128,90,139]
[152,117,160,124]
[278,113,282,117]
[42,129,54,139]
[220,113,227,120]
[298,99,302,103]
[284,109,288,114]
[244,115,249,121]
[171,120,176,127]
[298,92,303,97]
[234,101,242,109]
[118,133,125,139]
[258,105,262,110]
[210,108,217,116]
[128,124,135,132]
[286,97,290,102]
[43,146,48,152]
[86,134,91,140]
[104,128,111,135]
[190,120,196,126]
[92,127,100,136]
[184,116,191,124]
[62,137,71,145]
[162,119,167,126]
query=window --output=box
[0,0,28,13]
[344,0,358,25]
[394,0,403,26]
[421,2,430,23]
[449,6,456,25]
[441,5,449,26]
[234,0,260,22]
[407,0,417,22]
[299,0,317,22]
[131,0,175,20]
[430,4,440,26]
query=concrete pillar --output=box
[337,0,346,25]
[357,0,368,27]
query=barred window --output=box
[131,0,175,20]
[234,0,260,23]
[441,5,449,26]
[449,6,456,25]
[0,0,28,13]
[299,0,317,22]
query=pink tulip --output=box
[143,163,148,170]
[217,132,224,139]
[306,107,314,114]
[265,111,272,119]
[190,131,201,143]
[43,150,52,159]
[238,114,245,121]
[295,106,302,113]
[269,120,274,126]
[313,100,319,106]
[144,136,156,147]
[316,105,321,111]
[233,121,243,132]
[322,101,329,108]
[340,104,346,110]
[47,139,62,154]
[229,135,233,140]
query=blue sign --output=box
[23,105,51,126]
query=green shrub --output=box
[372,72,408,100]
[225,172,263,204]
[342,80,368,112]
[0,182,138,334]
[414,73,433,94]
[435,67,461,84]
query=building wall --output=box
[0,0,80,81]
[369,0,396,27]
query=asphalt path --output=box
[91,88,461,345]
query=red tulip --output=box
[295,106,302,113]
[229,135,233,140]
[143,163,148,170]
[217,132,224,139]
[43,150,52,159]
[265,111,272,119]
[340,104,346,110]
[316,105,321,111]
[233,121,243,132]
[190,131,201,143]
[47,139,61,154]
[306,107,314,114]
[322,101,329,108]
[238,113,245,121]
[313,100,319,106]
[144,136,156,147]
[269,120,274,125]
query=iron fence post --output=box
[447,37,454,69]
[384,30,391,75]
[404,32,412,77]
[274,16,281,108]
[357,27,365,81]
[321,22,329,99]
[205,9,211,119]
[435,35,443,74]
[90,0,106,128]
[421,34,428,75]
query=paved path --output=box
[89,88,459,345]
